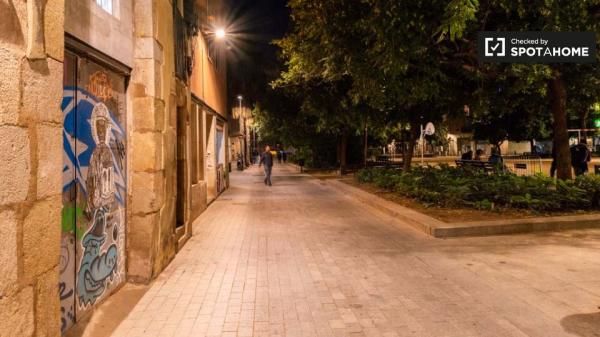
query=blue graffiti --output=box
[62,85,126,309]
[62,86,127,206]
[77,207,118,307]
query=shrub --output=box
[574,175,600,207]
[354,166,600,212]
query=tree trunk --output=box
[403,121,420,172]
[549,70,572,180]
[340,131,348,175]
[496,141,504,155]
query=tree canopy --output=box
[260,0,600,177]
[438,0,600,178]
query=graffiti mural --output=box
[60,52,127,334]
[77,207,119,306]
[59,235,75,332]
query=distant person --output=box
[277,149,283,164]
[461,148,473,161]
[259,145,274,186]
[474,149,484,161]
[282,150,288,163]
[532,143,543,155]
[550,144,557,178]
[488,149,503,165]
[571,139,591,176]
[236,153,243,171]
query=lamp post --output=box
[237,95,248,168]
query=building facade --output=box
[189,0,229,209]
[0,0,229,336]
[229,106,253,169]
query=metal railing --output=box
[502,154,544,176]
[473,154,543,176]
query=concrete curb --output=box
[327,179,600,238]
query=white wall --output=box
[507,141,531,155]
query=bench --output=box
[455,160,498,173]
[367,155,403,168]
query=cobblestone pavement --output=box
[109,164,600,337]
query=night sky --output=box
[224,0,289,108]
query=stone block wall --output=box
[128,0,183,283]
[0,0,64,336]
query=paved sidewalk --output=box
[106,164,600,337]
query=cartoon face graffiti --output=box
[77,207,118,307]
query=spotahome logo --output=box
[484,37,505,57]
[478,32,596,63]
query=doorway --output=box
[60,50,128,333]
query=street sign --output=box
[425,122,435,136]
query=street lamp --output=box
[215,28,227,40]
[237,95,248,167]
[237,95,243,114]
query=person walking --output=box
[259,145,274,186]
[571,139,591,176]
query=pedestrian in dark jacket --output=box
[259,145,274,186]
[571,139,591,176]
[461,148,473,161]
[488,149,503,165]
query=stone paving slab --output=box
[81,164,600,337]
[328,179,600,238]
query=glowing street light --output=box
[215,28,227,40]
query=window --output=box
[173,4,188,80]
[216,129,224,165]
[95,0,113,15]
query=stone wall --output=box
[128,0,183,283]
[0,0,64,336]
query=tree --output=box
[469,64,553,153]
[253,79,367,170]
[275,0,469,171]
[438,0,600,179]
